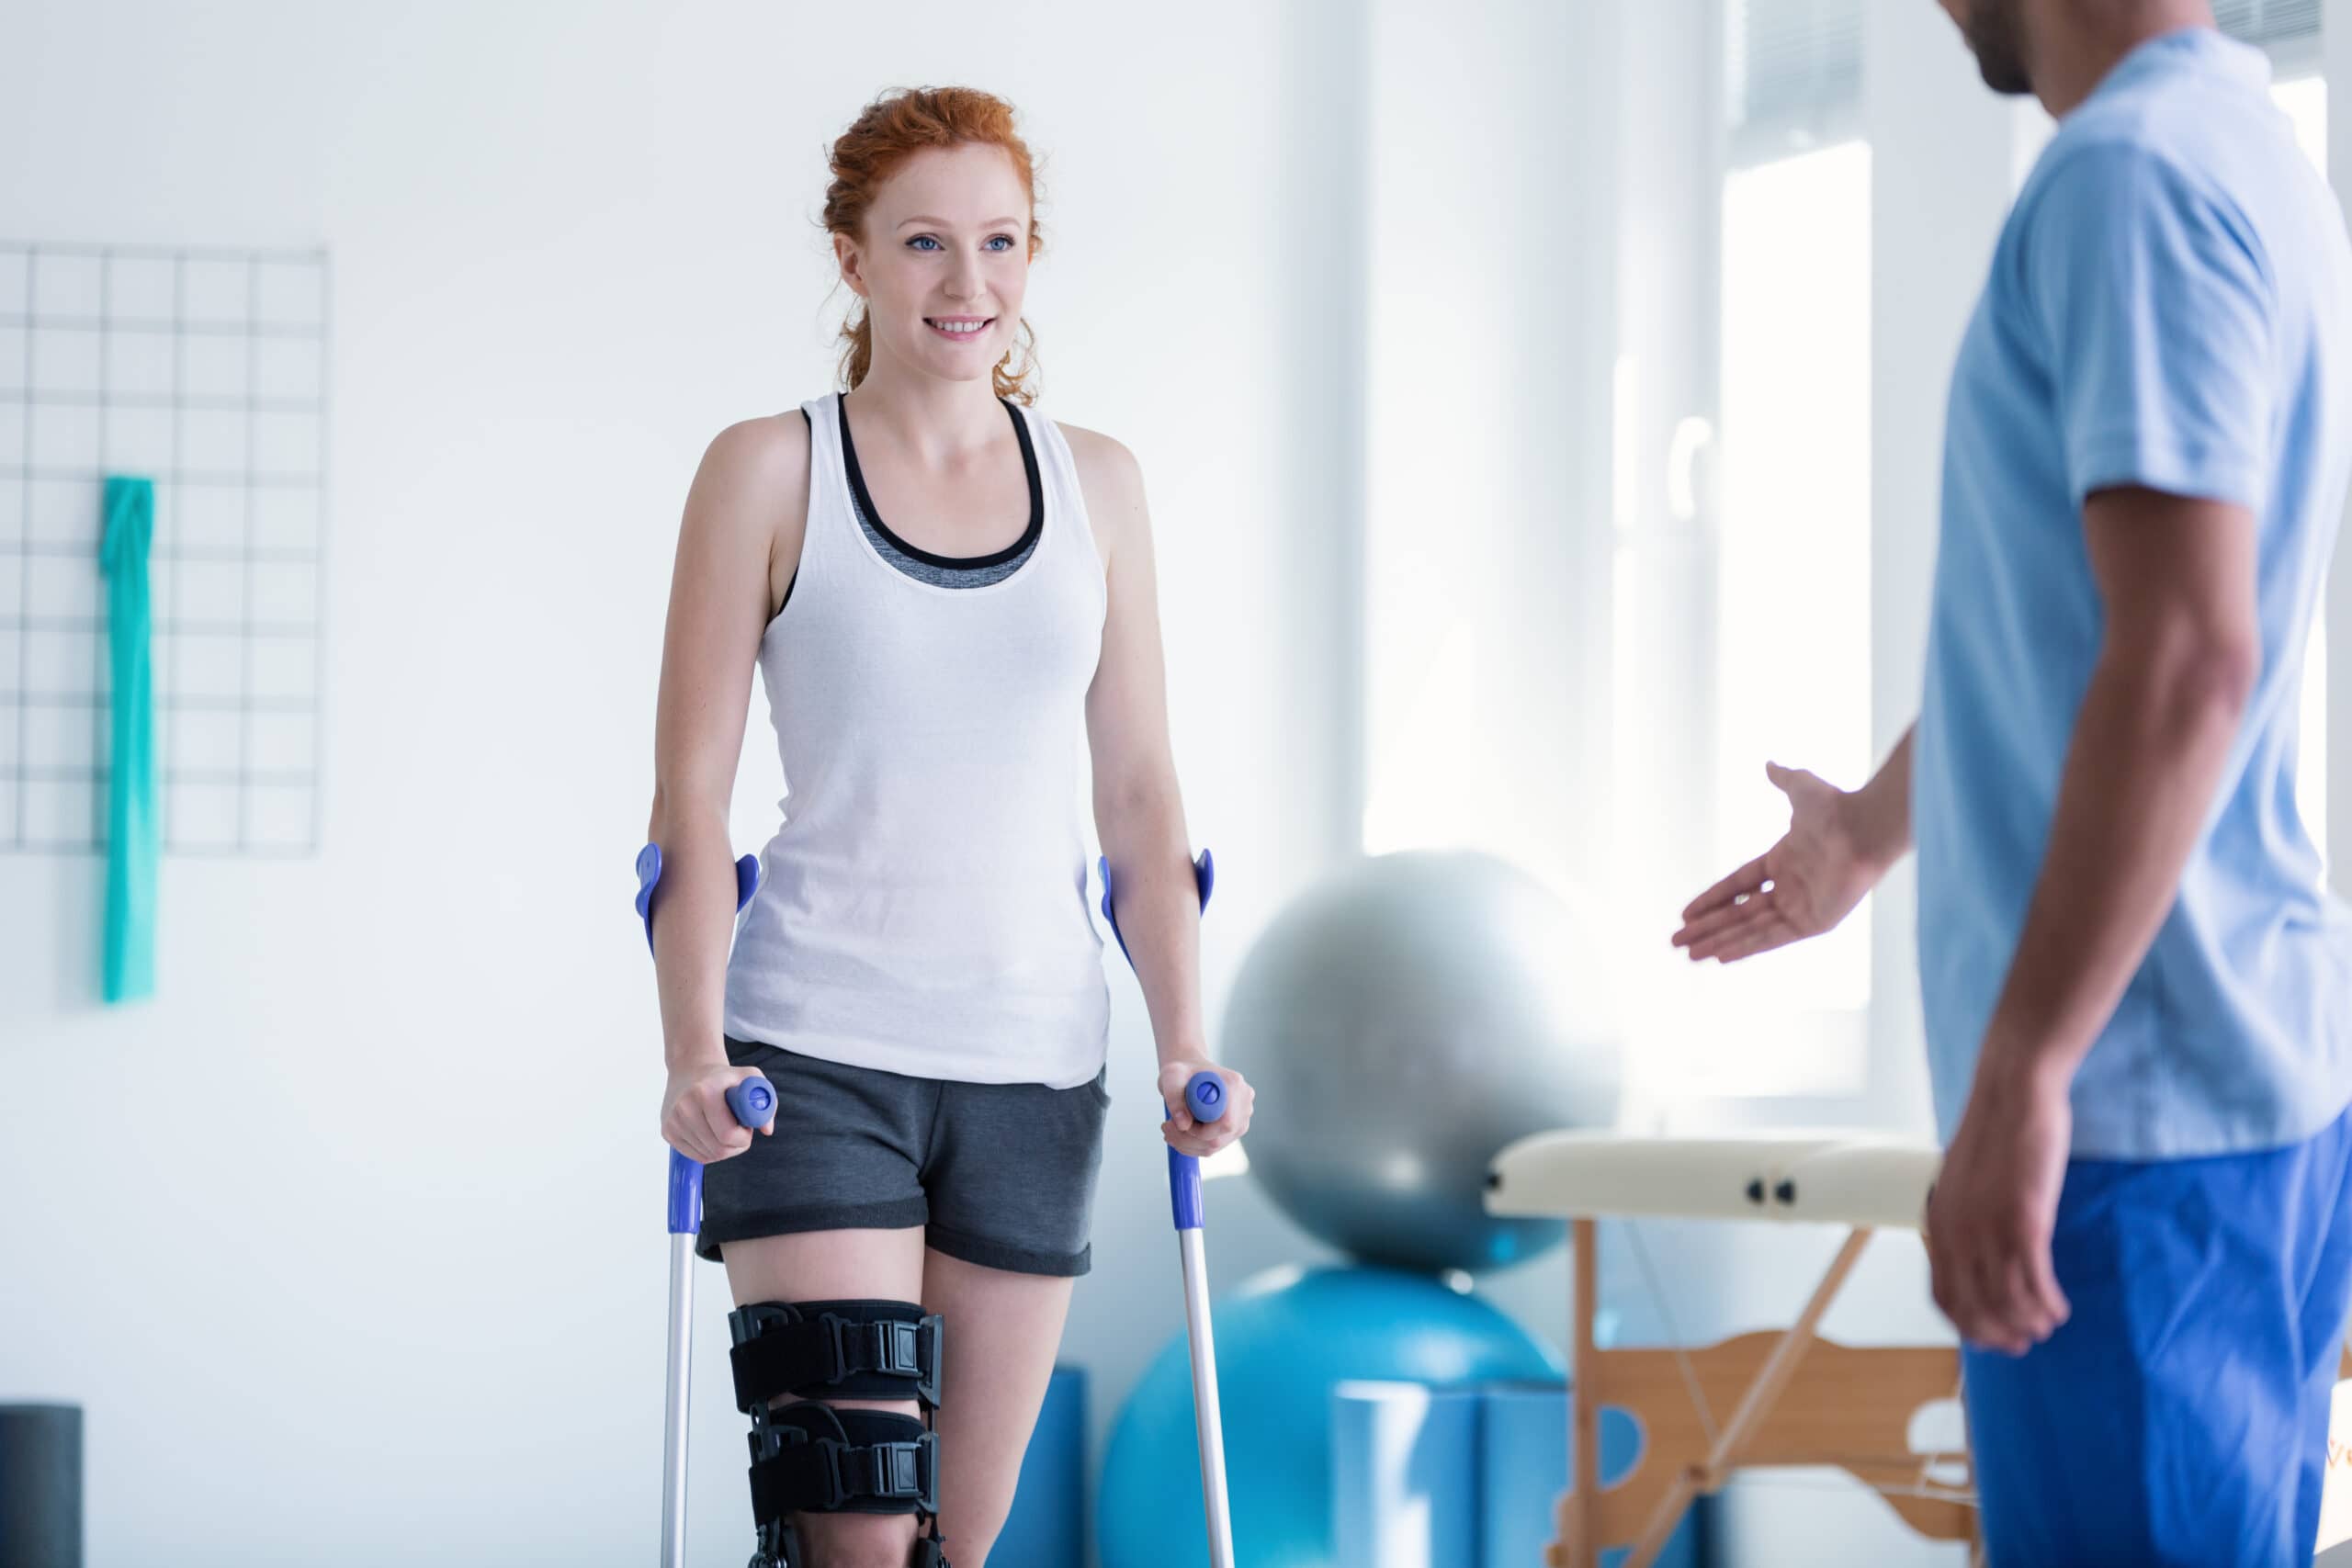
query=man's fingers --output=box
[1681,854,1770,922]
[1925,1188,2058,1356]
[1702,918,1800,964]
[1996,1258,2058,1344]
[1766,761,1826,801]
[1682,907,1778,960]
[2011,1247,2068,1341]
[1964,1244,2030,1354]
[1674,895,1773,949]
[1931,1224,2007,1354]
[2028,1245,2071,1332]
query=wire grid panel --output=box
[1,243,330,857]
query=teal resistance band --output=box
[101,475,157,1002]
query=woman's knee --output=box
[939,1521,997,1567]
[793,1508,919,1568]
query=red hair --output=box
[823,87,1044,404]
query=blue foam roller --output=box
[1333,1381,1482,1568]
[1480,1382,1699,1568]
[0,1404,81,1568]
[997,1364,1086,1568]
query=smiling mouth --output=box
[925,316,994,340]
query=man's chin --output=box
[1978,59,2035,96]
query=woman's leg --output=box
[725,1227,931,1568]
[921,1248,1079,1566]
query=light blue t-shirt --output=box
[1916,28,2352,1159]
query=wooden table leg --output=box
[1571,1217,1599,1568]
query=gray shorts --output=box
[696,1037,1112,1277]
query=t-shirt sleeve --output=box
[2026,139,2278,512]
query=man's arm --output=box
[1930,485,2257,1353]
[1973,487,2257,1095]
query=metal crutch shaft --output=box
[661,1077,774,1567]
[639,841,770,1568]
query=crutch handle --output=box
[726,1077,776,1127]
[665,1074,777,1235]
[1182,1069,1228,1125]
[1164,1070,1230,1234]
[638,840,773,1236]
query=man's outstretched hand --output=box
[1672,761,1897,964]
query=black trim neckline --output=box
[836,392,1044,570]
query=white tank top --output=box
[722,393,1111,1088]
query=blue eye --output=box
[986,235,1016,252]
[907,235,942,252]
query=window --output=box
[1679,0,1874,1094]
[2221,1,2324,74]
[1705,143,1875,1090]
[1727,0,1862,164]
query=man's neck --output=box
[2027,1,2214,118]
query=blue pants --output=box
[1962,1100,2352,1567]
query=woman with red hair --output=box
[642,86,1254,1568]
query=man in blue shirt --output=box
[1675,4,2352,1561]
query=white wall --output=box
[1359,0,1616,893]
[0,3,1366,1562]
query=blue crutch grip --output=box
[1167,1067,1231,1234]
[1096,852,1223,1233]
[727,1077,777,1128]
[664,1074,776,1236]
[1185,1070,1228,1125]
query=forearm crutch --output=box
[1099,850,1236,1568]
[637,842,778,1568]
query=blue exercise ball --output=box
[1098,1264,1560,1568]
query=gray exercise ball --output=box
[1220,851,1623,1274]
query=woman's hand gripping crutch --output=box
[1099,849,1239,1568]
[637,842,777,1568]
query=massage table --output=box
[1484,1132,1975,1567]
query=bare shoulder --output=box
[696,410,811,513]
[1056,421,1148,555]
[681,411,812,604]
[1063,421,1143,481]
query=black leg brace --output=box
[729,1299,950,1568]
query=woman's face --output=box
[839,142,1034,386]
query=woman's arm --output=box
[1067,423,1250,1156]
[647,412,808,1161]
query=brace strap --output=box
[747,1403,940,1520]
[729,1299,944,1412]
